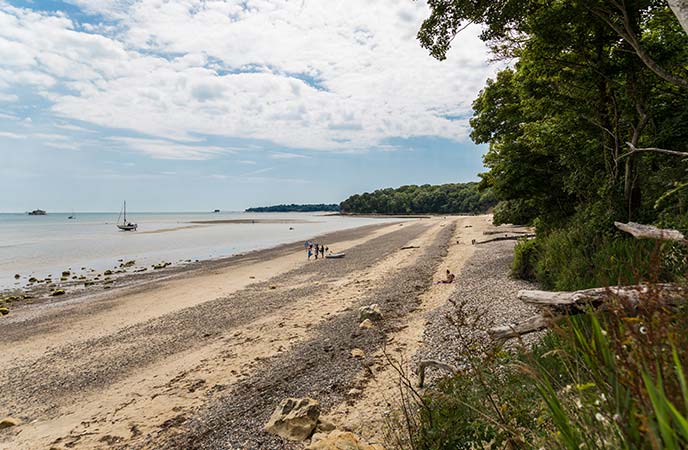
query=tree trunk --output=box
[669,0,688,36]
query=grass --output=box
[387,245,688,449]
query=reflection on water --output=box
[0,212,403,289]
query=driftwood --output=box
[475,234,535,245]
[416,359,459,387]
[489,284,688,341]
[488,315,552,341]
[482,229,533,236]
[614,221,686,242]
[519,284,687,310]
[401,245,420,250]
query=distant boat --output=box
[325,252,346,259]
[214,209,221,213]
[117,201,137,231]
[28,209,47,216]
[68,210,76,220]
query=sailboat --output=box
[68,210,76,220]
[117,201,138,231]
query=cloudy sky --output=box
[0,0,497,212]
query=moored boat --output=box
[117,201,137,231]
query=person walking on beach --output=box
[308,244,313,260]
[313,242,318,259]
[320,245,325,258]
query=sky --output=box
[0,0,498,212]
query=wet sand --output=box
[0,216,497,449]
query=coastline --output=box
[0,215,533,450]
[0,221,404,317]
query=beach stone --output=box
[358,319,374,329]
[264,397,320,441]
[0,417,21,429]
[358,304,382,322]
[347,388,362,396]
[14,274,20,279]
[307,430,385,450]
[0,308,9,316]
[351,348,365,358]
[51,289,65,296]
[28,277,38,283]
[315,419,336,433]
[61,271,70,277]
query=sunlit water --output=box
[0,212,403,290]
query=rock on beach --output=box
[264,397,320,441]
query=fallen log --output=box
[482,229,533,235]
[614,221,685,242]
[488,314,551,341]
[518,284,687,310]
[416,359,459,387]
[491,284,688,341]
[401,245,420,250]
[475,234,535,245]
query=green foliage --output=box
[492,199,539,226]
[419,0,688,288]
[511,238,539,281]
[244,204,339,213]
[339,182,496,215]
[401,294,688,449]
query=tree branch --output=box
[616,142,688,162]
[614,221,686,242]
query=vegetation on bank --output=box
[244,204,340,213]
[339,182,496,215]
[385,1,688,448]
[391,296,688,449]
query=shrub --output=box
[512,238,539,281]
[392,288,688,449]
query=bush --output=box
[392,288,688,449]
[512,238,539,280]
[532,222,686,291]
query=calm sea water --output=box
[0,211,402,290]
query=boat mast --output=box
[123,201,127,223]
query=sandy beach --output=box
[0,215,530,449]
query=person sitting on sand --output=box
[441,269,455,284]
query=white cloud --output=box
[0,0,497,157]
[0,92,17,102]
[0,131,26,139]
[110,136,235,160]
[270,152,307,159]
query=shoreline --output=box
[0,215,516,450]
[0,221,405,320]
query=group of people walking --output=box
[305,241,328,260]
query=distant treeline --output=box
[245,204,340,213]
[339,182,496,215]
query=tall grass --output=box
[387,282,688,449]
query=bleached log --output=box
[475,234,535,245]
[416,359,459,387]
[614,221,685,242]
[669,0,688,36]
[520,284,687,309]
[488,315,551,341]
[482,229,533,235]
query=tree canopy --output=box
[339,182,496,214]
[420,0,688,229]
[245,204,340,212]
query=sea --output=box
[0,211,402,290]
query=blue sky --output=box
[0,0,496,212]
